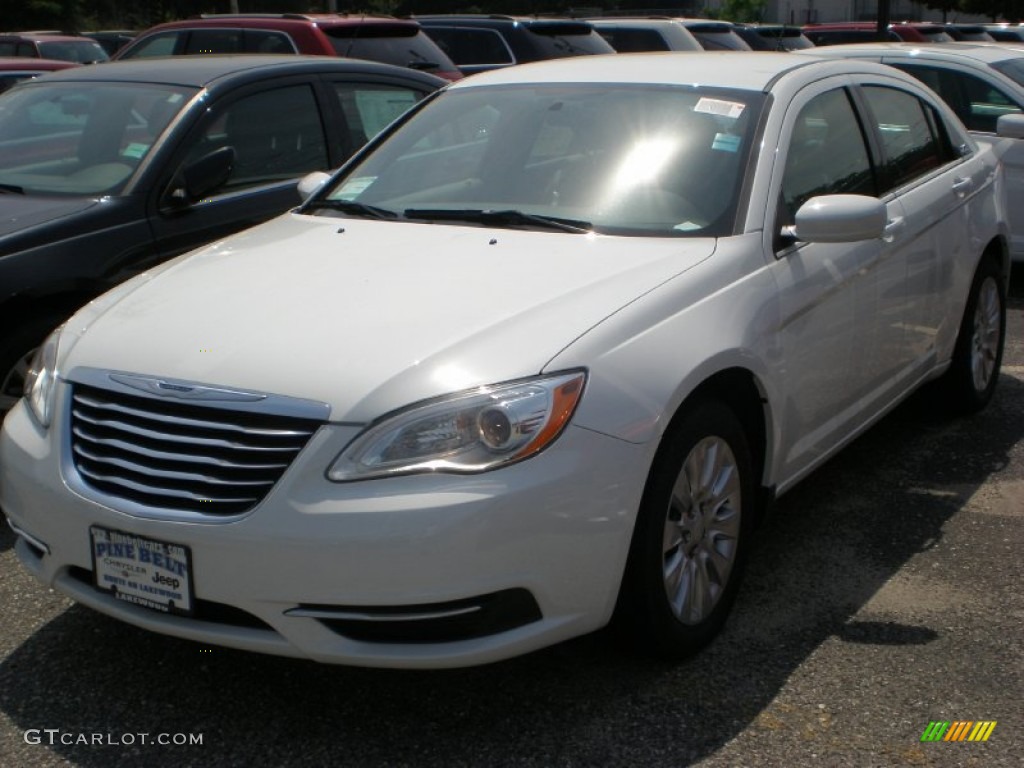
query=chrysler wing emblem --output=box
[109,373,267,403]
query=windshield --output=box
[991,58,1024,89]
[316,84,764,237]
[524,24,615,56]
[326,27,458,74]
[38,39,109,63]
[0,82,196,196]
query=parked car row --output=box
[0,51,1011,669]
[0,56,446,413]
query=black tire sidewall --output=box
[948,258,1006,414]
[616,399,756,658]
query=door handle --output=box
[952,177,974,197]
[883,216,905,242]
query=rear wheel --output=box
[939,258,1005,415]
[615,399,755,658]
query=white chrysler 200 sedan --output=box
[0,53,1010,668]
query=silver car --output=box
[801,42,1024,262]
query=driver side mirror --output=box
[165,146,236,209]
[996,113,1024,140]
[297,171,331,202]
[785,194,886,244]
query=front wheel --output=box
[614,399,756,659]
[939,258,1006,415]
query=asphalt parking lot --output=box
[1,273,1021,768]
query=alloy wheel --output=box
[662,435,742,625]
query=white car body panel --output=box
[64,215,714,422]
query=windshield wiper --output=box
[403,208,592,234]
[0,182,25,194]
[406,49,439,71]
[303,200,399,220]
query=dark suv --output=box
[114,14,462,81]
[416,15,614,76]
[0,56,444,414]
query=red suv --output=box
[115,13,462,81]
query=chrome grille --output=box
[70,382,323,516]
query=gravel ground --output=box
[1,273,1021,768]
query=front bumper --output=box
[1,394,651,668]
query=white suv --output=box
[1,52,1010,668]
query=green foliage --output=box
[717,0,766,22]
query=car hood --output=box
[64,213,715,421]
[0,195,97,239]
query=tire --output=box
[939,257,1006,415]
[0,310,69,415]
[614,399,756,659]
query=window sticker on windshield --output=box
[674,221,702,231]
[712,133,741,153]
[336,176,376,200]
[167,93,183,104]
[121,143,149,160]
[694,97,745,119]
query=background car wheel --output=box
[614,399,755,659]
[0,310,68,415]
[939,257,1006,415]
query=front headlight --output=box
[328,371,586,482]
[23,325,63,429]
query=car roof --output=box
[447,50,888,91]
[799,41,1024,64]
[414,15,597,31]
[588,18,685,28]
[140,14,418,31]
[0,33,96,43]
[14,54,445,88]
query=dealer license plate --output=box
[90,526,194,615]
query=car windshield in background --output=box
[37,40,109,63]
[315,84,763,237]
[991,57,1024,88]
[522,23,614,56]
[325,24,451,72]
[0,82,195,196]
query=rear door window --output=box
[121,32,181,58]
[331,82,427,153]
[861,85,957,191]
[244,30,296,54]
[183,29,244,55]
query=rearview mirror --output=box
[788,194,886,243]
[297,171,331,202]
[996,113,1024,140]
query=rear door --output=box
[856,79,990,376]
[886,58,1024,260]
